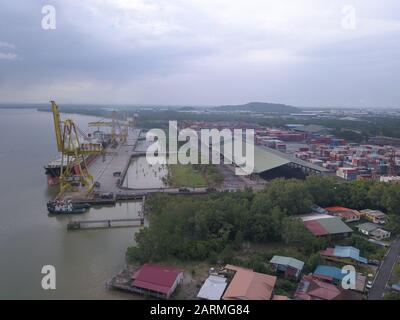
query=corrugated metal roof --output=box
[197,275,228,300]
[260,145,331,172]
[132,263,183,294]
[314,265,344,281]
[304,220,328,236]
[318,217,353,235]
[216,141,330,174]
[333,246,368,264]
[219,142,290,173]
[270,255,305,271]
[294,124,330,134]
[296,274,342,300]
[222,265,277,300]
[357,222,379,232]
[325,206,355,213]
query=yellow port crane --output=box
[51,101,103,196]
[88,110,130,144]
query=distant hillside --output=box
[215,102,300,114]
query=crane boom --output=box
[51,101,63,152]
[88,121,114,127]
[50,101,104,197]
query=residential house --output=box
[360,209,387,224]
[131,263,183,299]
[320,246,368,265]
[356,222,391,240]
[294,274,361,300]
[222,265,278,300]
[324,206,361,223]
[313,265,344,285]
[313,265,366,293]
[270,255,304,279]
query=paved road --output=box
[368,238,400,300]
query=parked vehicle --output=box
[100,192,114,199]
[368,259,381,266]
[366,280,373,290]
[392,283,400,292]
[178,188,190,193]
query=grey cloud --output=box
[0,0,400,107]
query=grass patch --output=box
[166,163,208,187]
[166,163,223,187]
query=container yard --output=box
[181,120,400,182]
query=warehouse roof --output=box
[218,141,330,174]
[293,124,330,134]
[197,275,228,300]
[270,256,305,271]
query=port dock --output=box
[67,218,144,230]
[60,128,210,204]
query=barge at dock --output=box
[47,200,90,214]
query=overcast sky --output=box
[1,0,400,107]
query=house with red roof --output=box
[295,274,363,300]
[131,263,184,299]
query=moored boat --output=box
[47,200,90,214]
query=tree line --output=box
[127,176,400,266]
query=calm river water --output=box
[0,108,143,299]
